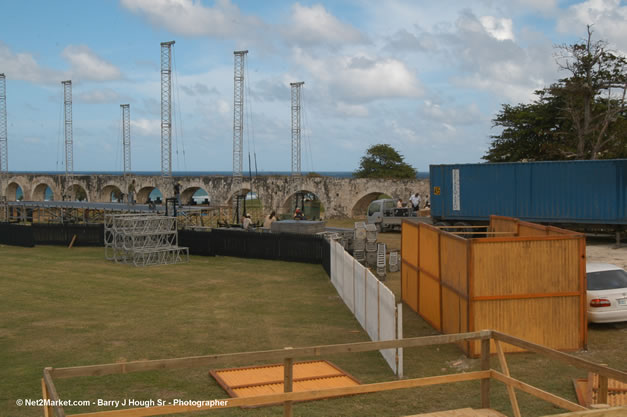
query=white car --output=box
[587,263,627,323]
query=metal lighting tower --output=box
[121,104,131,175]
[0,74,8,178]
[160,41,175,177]
[290,82,304,177]
[62,80,73,181]
[233,50,247,181]
[232,50,248,223]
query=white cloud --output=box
[336,102,369,117]
[479,16,515,41]
[557,0,627,53]
[120,0,263,39]
[62,45,122,81]
[131,118,160,136]
[285,3,366,48]
[0,42,61,83]
[293,49,423,103]
[76,88,125,103]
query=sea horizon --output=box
[7,170,430,179]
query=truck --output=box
[429,159,627,240]
[366,199,431,232]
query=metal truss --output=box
[0,74,8,182]
[105,213,188,267]
[62,81,73,179]
[121,104,131,175]
[290,82,304,178]
[161,41,175,177]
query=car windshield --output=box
[587,269,627,290]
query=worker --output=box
[242,213,253,230]
[293,208,305,220]
[396,198,403,208]
[263,211,277,229]
[410,193,421,214]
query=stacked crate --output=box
[353,222,366,262]
[376,242,387,278]
[365,224,378,266]
[388,250,399,272]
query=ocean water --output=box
[9,170,429,179]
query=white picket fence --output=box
[330,240,403,376]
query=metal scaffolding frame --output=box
[121,104,131,176]
[232,50,248,223]
[161,41,175,177]
[0,74,8,198]
[104,213,189,267]
[290,82,304,178]
[62,80,73,197]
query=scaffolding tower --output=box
[62,80,73,199]
[104,213,189,267]
[121,104,131,176]
[0,74,8,199]
[161,41,175,177]
[232,50,248,222]
[290,82,304,178]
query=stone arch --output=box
[226,188,265,222]
[101,184,123,202]
[32,183,56,201]
[137,186,163,204]
[351,191,392,217]
[280,189,326,220]
[181,185,211,206]
[68,183,90,202]
[5,181,26,201]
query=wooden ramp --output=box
[406,408,507,417]
[210,360,359,404]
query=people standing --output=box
[410,192,421,214]
[242,213,253,230]
[127,180,136,205]
[263,211,277,229]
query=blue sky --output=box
[1,0,626,174]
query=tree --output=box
[485,26,627,162]
[353,144,417,179]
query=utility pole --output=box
[290,82,304,178]
[0,74,8,199]
[161,41,175,177]
[62,80,73,199]
[121,104,131,175]
[232,50,248,222]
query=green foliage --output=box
[353,144,417,179]
[485,27,627,162]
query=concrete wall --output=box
[3,173,430,218]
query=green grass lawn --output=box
[1,244,625,417]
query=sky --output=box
[1,0,626,174]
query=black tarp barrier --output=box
[30,223,104,246]
[0,223,35,247]
[0,223,332,275]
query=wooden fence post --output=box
[598,374,609,405]
[481,338,491,408]
[284,356,294,417]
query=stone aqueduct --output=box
[3,174,429,218]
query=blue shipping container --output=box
[429,159,627,225]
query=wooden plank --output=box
[67,371,492,417]
[406,409,507,417]
[494,341,521,417]
[51,331,491,379]
[68,234,77,248]
[43,368,66,417]
[472,292,581,301]
[492,332,627,383]
[538,406,627,417]
[283,357,293,417]
[579,237,588,350]
[41,378,53,417]
[491,370,587,412]
[598,375,609,405]
[480,339,490,408]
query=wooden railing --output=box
[41,330,627,417]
